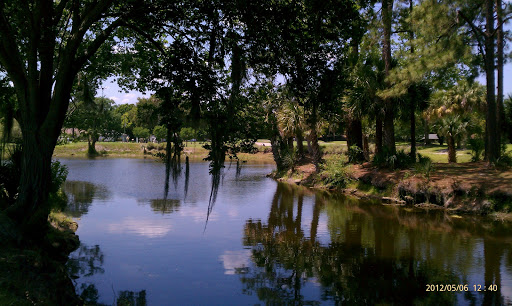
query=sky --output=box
[103,65,512,105]
[100,77,151,105]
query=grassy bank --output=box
[273,150,512,216]
[53,141,275,163]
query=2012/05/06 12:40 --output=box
[425,284,498,292]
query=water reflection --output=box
[62,181,108,218]
[59,160,512,304]
[148,199,181,215]
[117,290,147,306]
[240,183,512,305]
[68,244,105,278]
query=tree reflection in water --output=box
[149,198,181,214]
[67,243,147,305]
[62,181,108,218]
[239,183,512,304]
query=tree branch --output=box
[457,10,486,56]
[122,21,167,54]
[75,18,123,68]
[53,0,71,26]
[0,5,27,90]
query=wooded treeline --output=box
[0,0,511,241]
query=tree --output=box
[113,103,137,136]
[136,96,161,131]
[381,0,396,155]
[427,81,485,163]
[0,0,156,236]
[153,125,167,143]
[179,127,196,142]
[66,97,119,155]
[435,116,467,163]
[133,127,150,142]
[242,0,363,169]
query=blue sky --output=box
[103,67,512,105]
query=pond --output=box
[60,158,512,305]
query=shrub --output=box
[321,155,352,188]
[415,154,434,180]
[147,143,156,151]
[372,149,414,170]
[496,152,512,168]
[50,160,69,194]
[347,145,363,164]
[467,136,484,162]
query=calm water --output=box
[60,158,512,305]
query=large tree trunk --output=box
[382,0,396,155]
[485,0,499,162]
[296,129,305,159]
[308,103,322,169]
[88,135,98,155]
[346,117,364,161]
[447,135,457,163]
[410,100,416,157]
[287,137,294,153]
[496,0,504,150]
[408,1,416,158]
[363,134,370,161]
[270,134,287,172]
[375,116,383,155]
[8,130,55,238]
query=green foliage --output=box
[136,96,161,131]
[153,125,167,142]
[347,145,364,164]
[179,127,197,141]
[65,97,121,142]
[415,154,434,180]
[320,156,352,189]
[49,161,68,195]
[505,95,512,144]
[467,136,485,162]
[133,127,150,140]
[373,149,414,170]
[496,145,512,168]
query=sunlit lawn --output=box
[48,140,512,163]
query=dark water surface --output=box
[60,158,512,305]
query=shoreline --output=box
[272,161,512,219]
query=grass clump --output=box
[415,154,434,180]
[320,155,352,189]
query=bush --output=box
[496,152,512,168]
[372,149,414,170]
[347,145,363,164]
[50,160,69,194]
[415,154,434,180]
[320,156,352,189]
[146,143,156,151]
[467,136,484,162]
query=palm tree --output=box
[435,115,467,163]
[276,97,306,159]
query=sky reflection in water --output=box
[60,158,512,305]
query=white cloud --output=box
[219,250,251,275]
[107,217,172,238]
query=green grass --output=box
[416,145,472,163]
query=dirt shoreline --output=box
[272,161,512,219]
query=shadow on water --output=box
[237,183,512,305]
